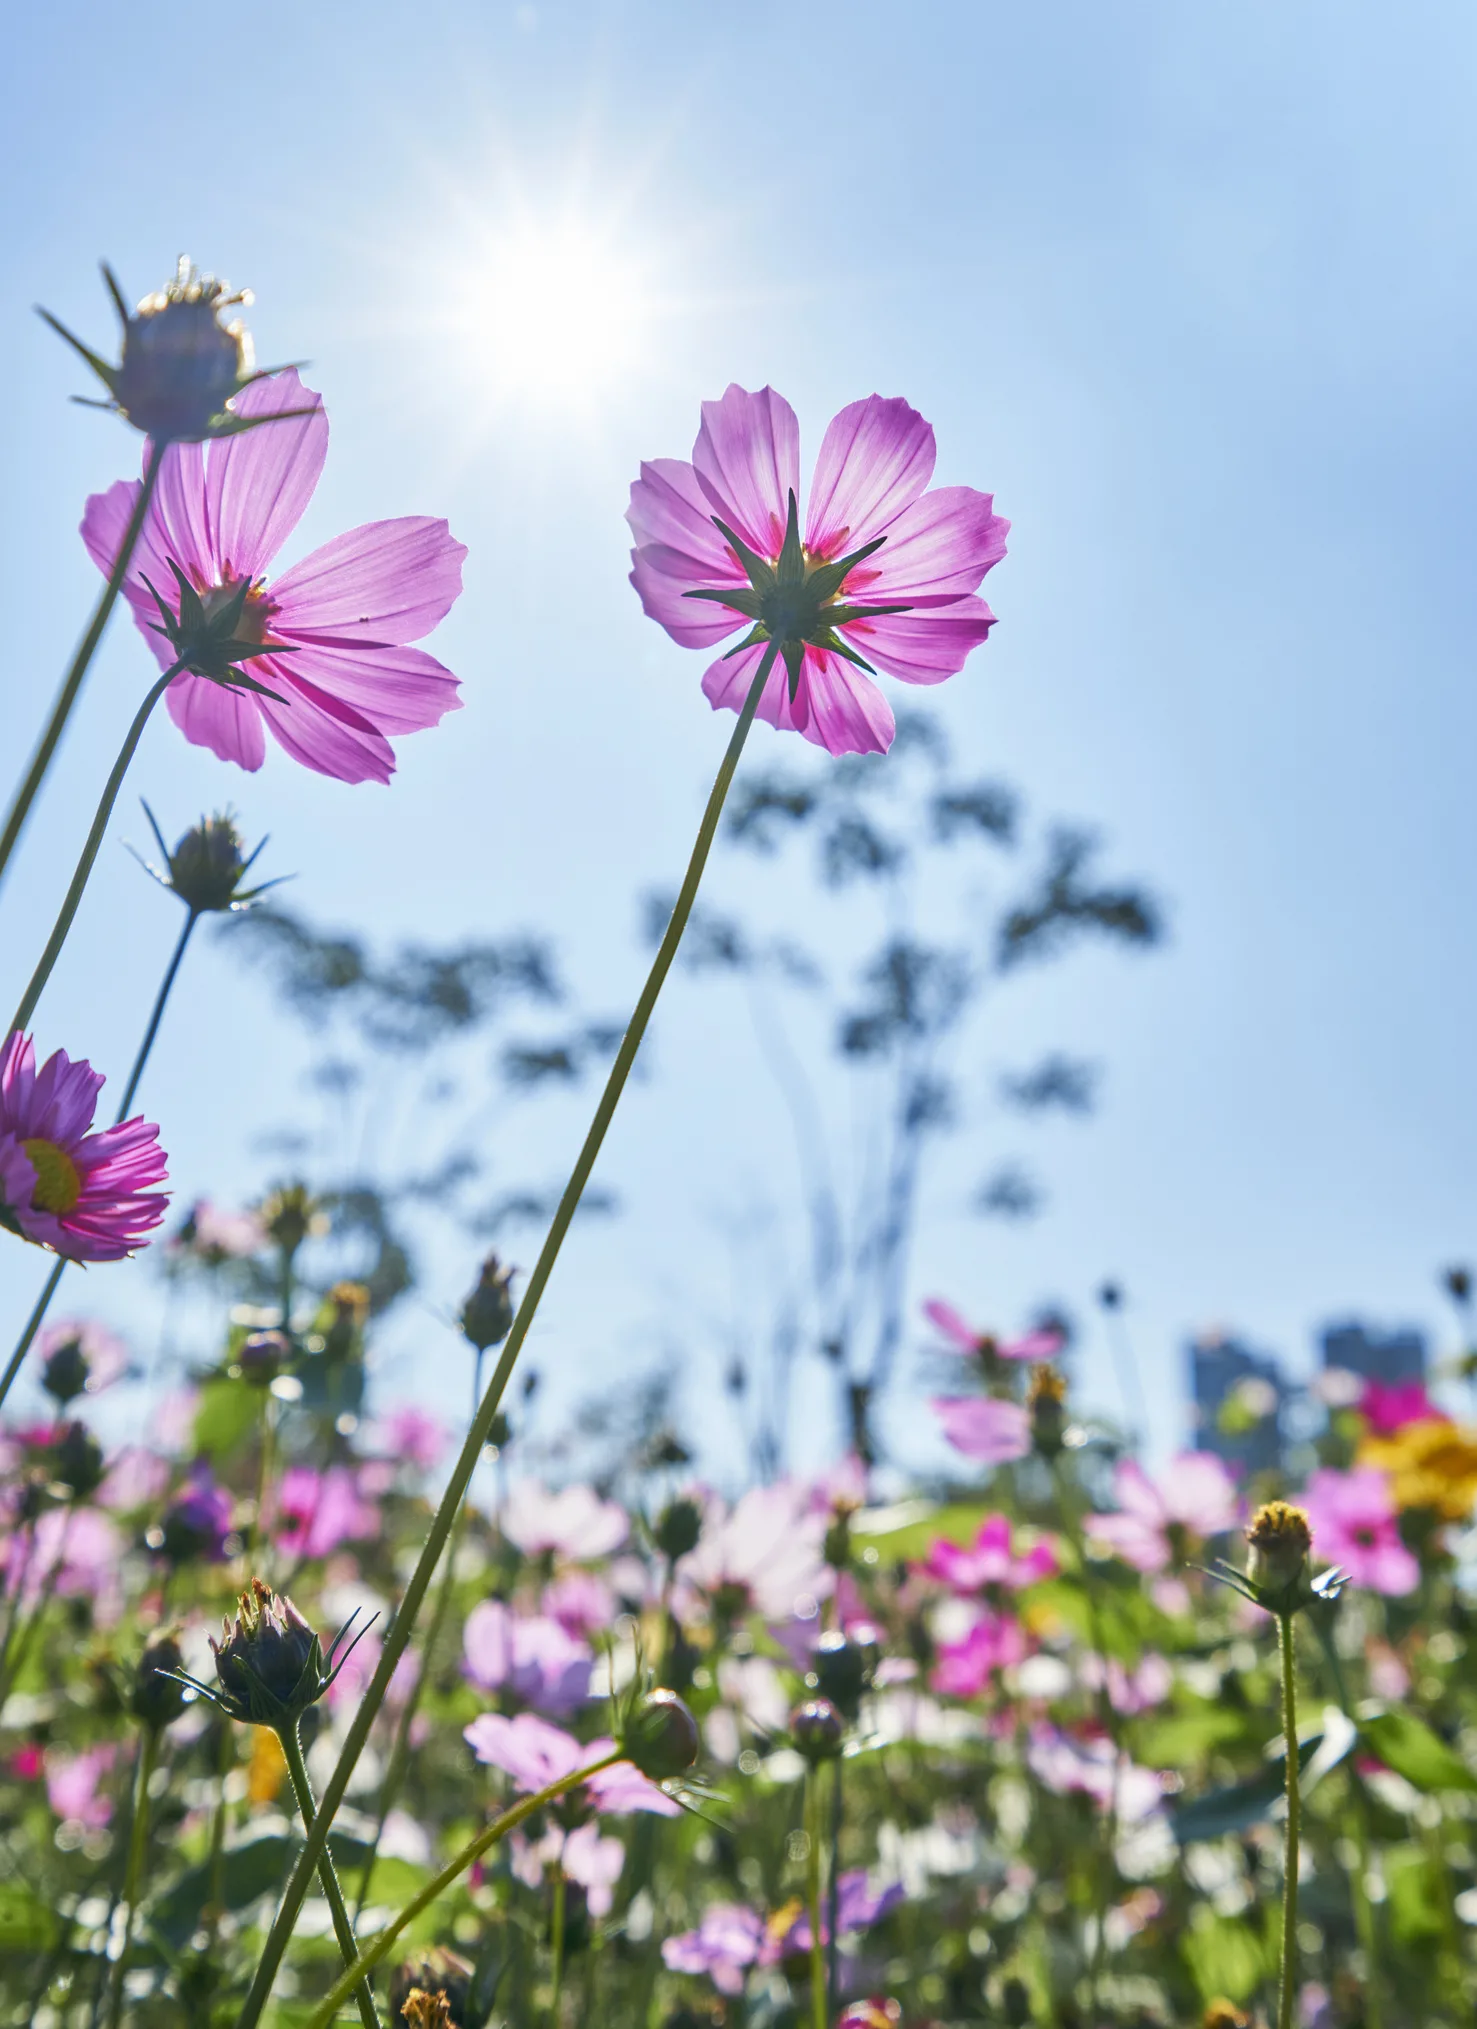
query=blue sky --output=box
[3,1,1476,1472]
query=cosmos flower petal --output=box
[805,396,936,556]
[931,1396,1031,1464]
[841,597,997,686]
[626,457,741,577]
[271,517,468,645]
[692,385,800,557]
[260,641,462,736]
[850,487,1009,601]
[204,369,328,579]
[630,546,749,648]
[923,1298,981,1350]
[700,642,894,757]
[148,439,215,585]
[79,479,185,671]
[165,674,268,771]
[253,668,398,786]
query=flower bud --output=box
[49,1420,105,1500]
[321,1281,370,1362]
[460,1253,516,1351]
[130,1633,190,1731]
[400,1993,454,2029]
[1244,1501,1312,1603]
[234,1329,290,1387]
[209,1579,334,1728]
[1028,1364,1068,1458]
[388,1952,472,2028]
[622,1688,700,1782]
[149,1468,234,1567]
[837,2003,902,2029]
[654,1495,704,1563]
[791,1696,845,1763]
[147,809,271,914]
[1445,1265,1472,1304]
[40,1333,90,1404]
[807,1627,881,1722]
[260,1183,321,1260]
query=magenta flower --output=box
[274,1463,378,1561]
[1302,1467,1420,1596]
[373,1405,450,1472]
[1360,1379,1444,1436]
[930,1609,1026,1697]
[1083,1452,1241,1574]
[931,1396,1031,1465]
[661,1904,767,1994]
[6,1508,122,1610]
[0,1033,167,1262]
[46,1744,117,1832]
[81,370,466,785]
[461,1600,594,1716]
[1026,1727,1165,1824]
[627,385,1007,756]
[922,1513,1057,1593]
[462,1711,679,1816]
[923,1299,1063,1363]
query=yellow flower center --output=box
[21,1138,82,1215]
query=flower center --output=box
[21,1138,82,1215]
[201,579,273,643]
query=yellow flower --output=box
[1358,1417,1477,1521]
[247,1724,287,1805]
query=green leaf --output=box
[1169,1733,1323,1843]
[1385,1842,1451,1946]
[191,1376,259,1462]
[0,1883,59,1954]
[1135,1699,1254,1770]
[1360,1706,1477,1795]
[1181,1903,1271,2004]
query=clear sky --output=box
[3,1,1476,1473]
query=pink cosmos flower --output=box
[1083,1452,1240,1574]
[930,1610,1027,1697]
[512,1821,627,1916]
[1360,1379,1444,1436]
[501,1480,628,1561]
[628,386,1006,756]
[662,1904,767,1994]
[462,1711,679,1816]
[922,1514,1057,1593]
[1302,1467,1420,1596]
[923,1299,1064,1363]
[461,1600,593,1715]
[931,1396,1031,1465]
[541,1569,617,1638]
[1079,1651,1175,1717]
[5,1508,123,1611]
[175,1198,267,1260]
[46,1744,117,1831]
[1026,1727,1165,1824]
[676,1482,829,1621]
[0,1033,167,1262]
[96,1445,170,1513]
[767,1873,904,1956]
[274,1464,378,1561]
[373,1405,450,1472]
[82,370,466,785]
[36,1318,130,1395]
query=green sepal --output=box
[708,514,777,594]
[684,585,764,619]
[781,639,806,701]
[720,623,771,661]
[804,532,889,604]
[35,308,118,393]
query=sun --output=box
[441,210,657,412]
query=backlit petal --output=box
[271,517,467,645]
[204,369,328,579]
[692,385,799,558]
[165,673,268,772]
[806,397,936,557]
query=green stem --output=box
[237,645,778,2029]
[806,1767,827,2029]
[252,1392,278,1577]
[9,660,183,1038]
[277,1720,382,2029]
[549,1866,567,2027]
[1052,1458,1120,2012]
[352,1500,470,1921]
[826,1756,842,2017]
[105,1726,160,2029]
[1277,1612,1301,2029]
[0,893,203,1416]
[0,454,162,897]
[300,1753,620,2029]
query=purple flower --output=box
[274,1464,379,1561]
[627,386,1007,756]
[662,1905,767,1995]
[1360,1379,1444,1436]
[81,370,466,785]
[151,1463,235,1564]
[1026,1727,1164,1824]
[923,1299,1063,1363]
[541,1569,617,1637]
[922,1514,1057,1593]
[1302,1467,1420,1596]
[461,1601,593,1715]
[0,1033,168,1263]
[931,1397,1031,1465]
[462,1711,679,1816]
[501,1480,628,1561]
[1083,1452,1241,1573]
[765,1872,905,1956]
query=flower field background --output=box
[6,6,1477,2028]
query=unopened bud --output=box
[151,810,268,914]
[807,1627,881,1721]
[1245,1501,1312,1602]
[460,1253,515,1351]
[1445,1265,1472,1305]
[50,1420,105,1500]
[791,1696,845,1763]
[654,1496,704,1563]
[210,1579,335,1728]
[1028,1364,1068,1458]
[131,1633,190,1731]
[40,1335,90,1404]
[389,1952,472,2027]
[235,1329,290,1386]
[622,1688,700,1781]
[400,1993,454,2029]
[260,1183,321,1260]
[322,1282,370,1362]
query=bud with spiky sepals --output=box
[49,1420,105,1500]
[460,1252,516,1352]
[791,1696,845,1764]
[1028,1364,1068,1458]
[807,1626,881,1723]
[179,1578,370,1729]
[389,1952,473,2028]
[621,1687,701,1782]
[653,1495,704,1563]
[135,804,279,917]
[400,1991,455,2029]
[1244,1501,1312,1607]
[259,1184,323,1262]
[130,1632,191,1731]
[37,258,278,443]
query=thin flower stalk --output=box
[806,1766,827,2029]
[1276,1610,1301,2029]
[0,1259,67,1416]
[549,1867,567,2027]
[277,1718,382,2029]
[0,457,161,895]
[9,661,185,1039]
[236,646,778,2026]
[104,1724,162,2029]
[300,1752,621,2029]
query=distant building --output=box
[1188,1330,1287,1475]
[1320,1320,1427,1386]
